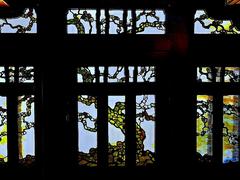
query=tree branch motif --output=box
[78,94,156,166]
[77,66,155,83]
[67,9,165,34]
[196,96,213,162]
[223,97,239,147]
[195,10,240,34]
[136,10,165,34]
[0,8,37,33]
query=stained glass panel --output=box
[0,8,37,33]
[216,68,222,82]
[136,10,165,34]
[108,66,125,83]
[100,10,106,34]
[137,66,155,82]
[67,9,97,34]
[196,95,213,162]
[128,66,134,82]
[197,67,222,82]
[0,96,7,163]
[18,95,35,165]
[0,66,34,83]
[9,66,15,83]
[77,67,96,83]
[77,66,157,83]
[136,95,155,166]
[223,95,239,163]
[127,10,133,34]
[19,66,34,83]
[78,95,98,166]
[197,67,213,82]
[108,96,125,166]
[109,10,124,34]
[0,67,6,83]
[194,10,240,34]
[99,66,105,83]
[224,67,240,82]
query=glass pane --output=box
[197,67,213,82]
[0,67,6,83]
[224,67,240,82]
[67,9,97,34]
[108,66,125,83]
[196,95,213,162]
[109,10,124,34]
[136,95,155,166]
[77,67,96,83]
[223,95,239,163]
[137,66,155,82]
[216,67,222,82]
[0,96,7,163]
[18,95,35,165]
[99,66,105,83]
[19,66,34,83]
[197,67,222,82]
[129,66,134,82]
[194,10,240,34]
[127,10,133,34]
[0,8,37,33]
[78,95,98,166]
[9,66,15,83]
[136,10,165,34]
[108,96,125,166]
[100,10,106,34]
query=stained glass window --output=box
[78,95,98,167]
[194,10,240,34]
[77,66,155,83]
[136,10,165,34]
[196,95,213,162]
[223,95,239,163]
[0,8,37,33]
[67,9,165,34]
[0,96,7,163]
[108,96,125,167]
[18,95,35,165]
[136,95,155,166]
[0,66,34,83]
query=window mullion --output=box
[212,95,223,164]
[7,94,19,167]
[97,95,108,167]
[125,94,136,167]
